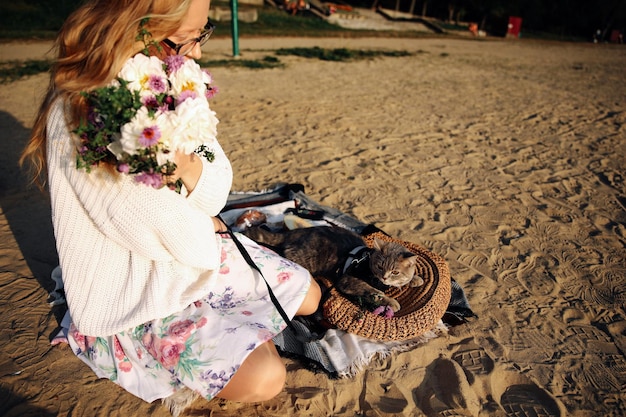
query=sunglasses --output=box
[162,21,215,56]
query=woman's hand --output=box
[173,150,203,194]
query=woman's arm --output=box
[47,101,224,269]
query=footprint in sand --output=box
[491,371,566,417]
[595,169,624,190]
[514,252,560,297]
[369,381,409,415]
[500,384,562,417]
[415,355,481,417]
[607,320,626,355]
[450,338,501,414]
[451,339,495,384]
[561,307,588,325]
[558,324,626,394]
[449,338,566,417]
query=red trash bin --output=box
[507,16,522,38]
[610,30,623,43]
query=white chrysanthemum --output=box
[118,54,168,97]
[114,107,173,156]
[169,59,207,98]
[201,68,212,85]
[169,97,219,154]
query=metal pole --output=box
[230,0,240,57]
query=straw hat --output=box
[320,231,451,341]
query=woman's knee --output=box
[257,356,287,400]
[244,345,286,401]
[217,342,286,402]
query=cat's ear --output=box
[372,238,386,250]
[402,252,418,262]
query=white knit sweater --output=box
[46,99,233,336]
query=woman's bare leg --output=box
[296,277,321,316]
[164,281,316,407]
[216,279,321,402]
[216,341,286,402]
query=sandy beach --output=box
[1,34,625,416]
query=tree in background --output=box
[369,0,625,40]
[0,0,83,35]
[1,0,624,41]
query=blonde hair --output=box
[20,0,192,188]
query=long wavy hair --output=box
[20,0,192,188]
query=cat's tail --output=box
[241,226,286,247]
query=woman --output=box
[20,0,322,411]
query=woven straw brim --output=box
[319,231,451,341]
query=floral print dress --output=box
[65,233,311,403]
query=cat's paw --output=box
[380,296,401,312]
[410,275,425,287]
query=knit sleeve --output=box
[102,179,221,270]
[47,100,227,270]
[185,143,233,217]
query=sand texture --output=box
[1,36,625,416]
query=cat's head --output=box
[369,239,424,288]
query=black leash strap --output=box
[219,218,319,343]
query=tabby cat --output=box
[243,225,424,313]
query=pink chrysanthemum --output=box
[148,75,167,94]
[138,126,161,147]
[205,86,218,100]
[135,171,163,188]
[117,163,130,174]
[142,95,158,108]
[164,55,185,74]
[177,90,198,104]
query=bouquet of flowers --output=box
[74,53,219,189]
